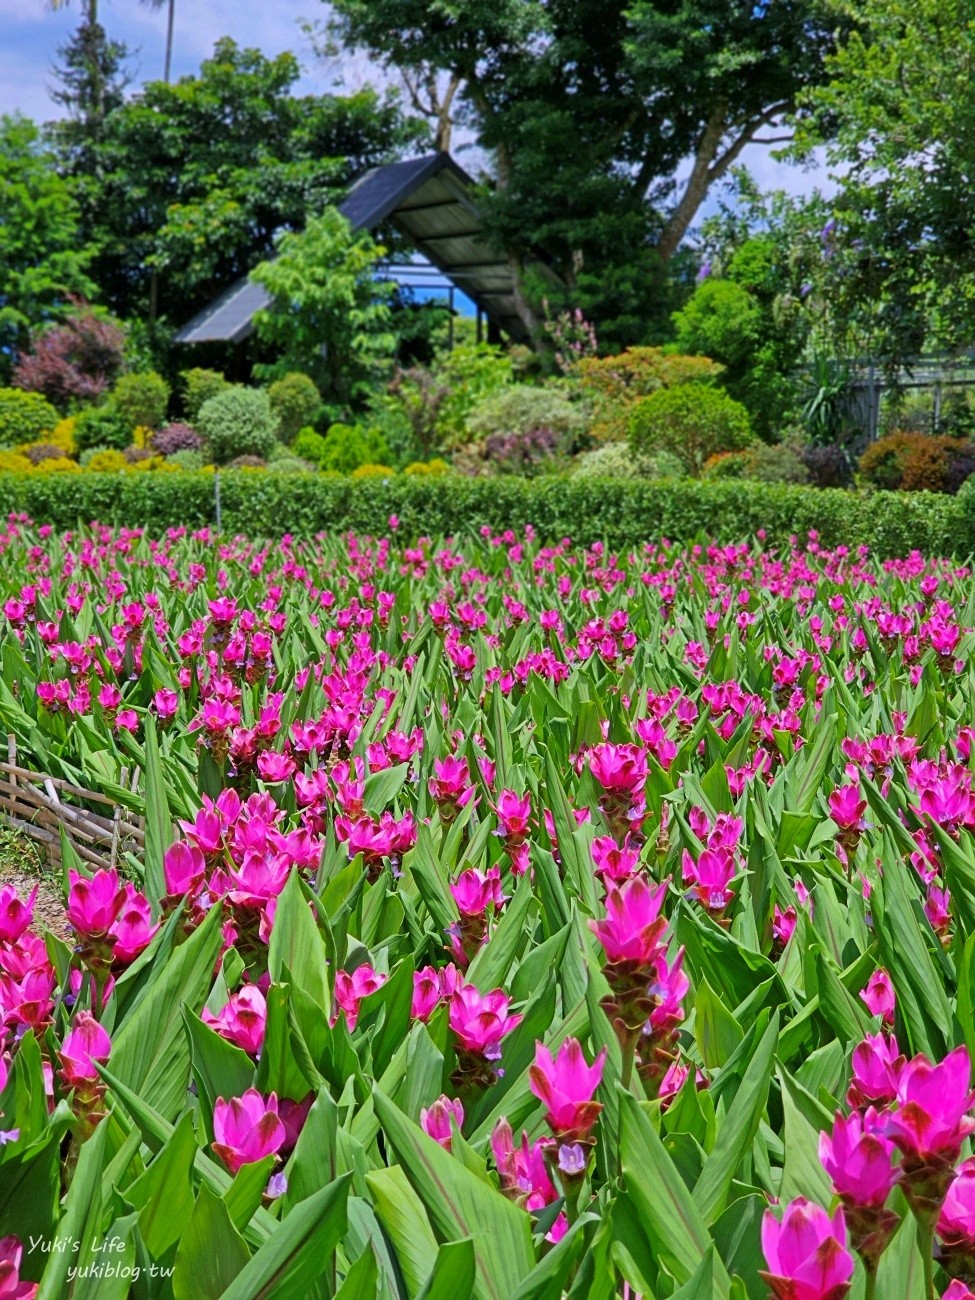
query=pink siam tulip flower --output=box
[278,1094,313,1152]
[943,1283,975,1299]
[107,883,159,964]
[212,1089,285,1174]
[0,1236,37,1299]
[448,985,522,1062]
[591,836,641,884]
[65,868,126,939]
[202,985,267,1056]
[884,1045,975,1166]
[647,946,689,1037]
[848,1034,905,1109]
[225,852,291,908]
[332,964,388,1031]
[589,743,647,795]
[681,847,737,914]
[590,875,669,973]
[163,842,206,897]
[58,1011,112,1089]
[760,1199,854,1300]
[1,967,57,1032]
[0,886,35,946]
[428,756,474,819]
[491,1118,557,1211]
[450,866,506,917]
[925,884,952,942]
[828,786,866,831]
[153,688,179,720]
[412,965,445,1021]
[495,790,531,845]
[860,969,895,1025]
[773,904,797,947]
[420,1095,464,1150]
[937,1157,975,1247]
[528,1038,606,1142]
[819,1109,897,1208]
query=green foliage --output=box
[196,387,280,465]
[267,373,322,442]
[0,389,58,449]
[292,429,329,466]
[629,384,754,473]
[110,370,170,432]
[267,457,314,474]
[673,279,762,370]
[0,470,970,556]
[317,424,390,474]
[380,344,513,461]
[0,115,95,382]
[466,383,587,447]
[251,210,397,404]
[74,403,132,453]
[181,369,230,423]
[165,449,207,471]
[50,38,421,331]
[571,441,684,480]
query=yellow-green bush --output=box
[86,449,128,473]
[0,451,33,473]
[351,463,395,479]
[403,458,451,475]
[33,457,80,473]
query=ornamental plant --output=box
[0,522,970,1295]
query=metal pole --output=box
[214,471,222,532]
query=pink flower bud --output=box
[448,985,521,1060]
[819,1109,897,1208]
[590,875,668,969]
[761,1198,854,1300]
[860,969,895,1025]
[333,964,388,1031]
[528,1037,605,1142]
[58,1011,112,1089]
[420,1095,464,1150]
[202,985,267,1056]
[65,868,126,940]
[212,1089,285,1174]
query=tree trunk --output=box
[163,0,175,82]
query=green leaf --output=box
[36,1121,109,1300]
[126,1111,198,1257]
[692,1013,778,1224]
[217,1175,351,1300]
[617,1089,727,1293]
[173,1184,251,1300]
[416,1240,477,1300]
[334,1248,379,1300]
[365,1164,439,1297]
[142,714,172,911]
[693,977,744,1070]
[267,870,330,1013]
[373,1089,535,1300]
[109,904,223,1121]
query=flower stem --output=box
[917,1220,935,1300]
[864,1264,877,1300]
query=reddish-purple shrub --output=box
[21,443,65,465]
[151,423,204,456]
[12,300,126,410]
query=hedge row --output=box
[0,470,972,556]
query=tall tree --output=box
[49,15,131,172]
[326,0,845,348]
[0,116,96,381]
[796,0,975,368]
[52,39,424,333]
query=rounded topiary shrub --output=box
[0,389,59,448]
[181,368,230,422]
[74,404,132,452]
[165,449,207,471]
[292,428,329,465]
[572,441,684,480]
[317,423,390,474]
[196,387,280,465]
[858,432,959,492]
[629,384,754,473]
[267,372,322,442]
[111,371,170,432]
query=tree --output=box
[0,117,96,382]
[54,39,423,336]
[795,0,975,367]
[326,0,845,347]
[49,16,131,173]
[251,210,397,408]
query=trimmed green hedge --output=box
[0,470,972,556]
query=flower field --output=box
[2,518,975,1298]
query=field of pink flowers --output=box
[0,516,974,1298]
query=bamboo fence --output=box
[0,735,144,872]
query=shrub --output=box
[123,446,157,465]
[381,343,513,460]
[86,449,128,472]
[672,279,763,370]
[151,423,204,457]
[483,428,563,477]
[165,449,207,471]
[0,472,969,558]
[196,387,280,465]
[572,442,684,480]
[701,452,750,480]
[12,302,126,409]
[629,385,754,473]
[466,383,587,447]
[857,432,971,492]
[317,423,390,474]
[74,404,132,452]
[743,443,811,485]
[351,463,395,478]
[33,456,80,473]
[111,371,170,432]
[575,346,723,442]
[0,389,59,448]
[292,428,329,465]
[21,442,66,466]
[403,458,450,475]
[268,457,314,473]
[181,368,230,422]
[267,373,321,442]
[46,417,77,457]
[0,451,32,473]
[225,455,268,470]
[801,443,853,489]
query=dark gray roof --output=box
[174,152,559,345]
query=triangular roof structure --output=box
[175,152,560,346]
